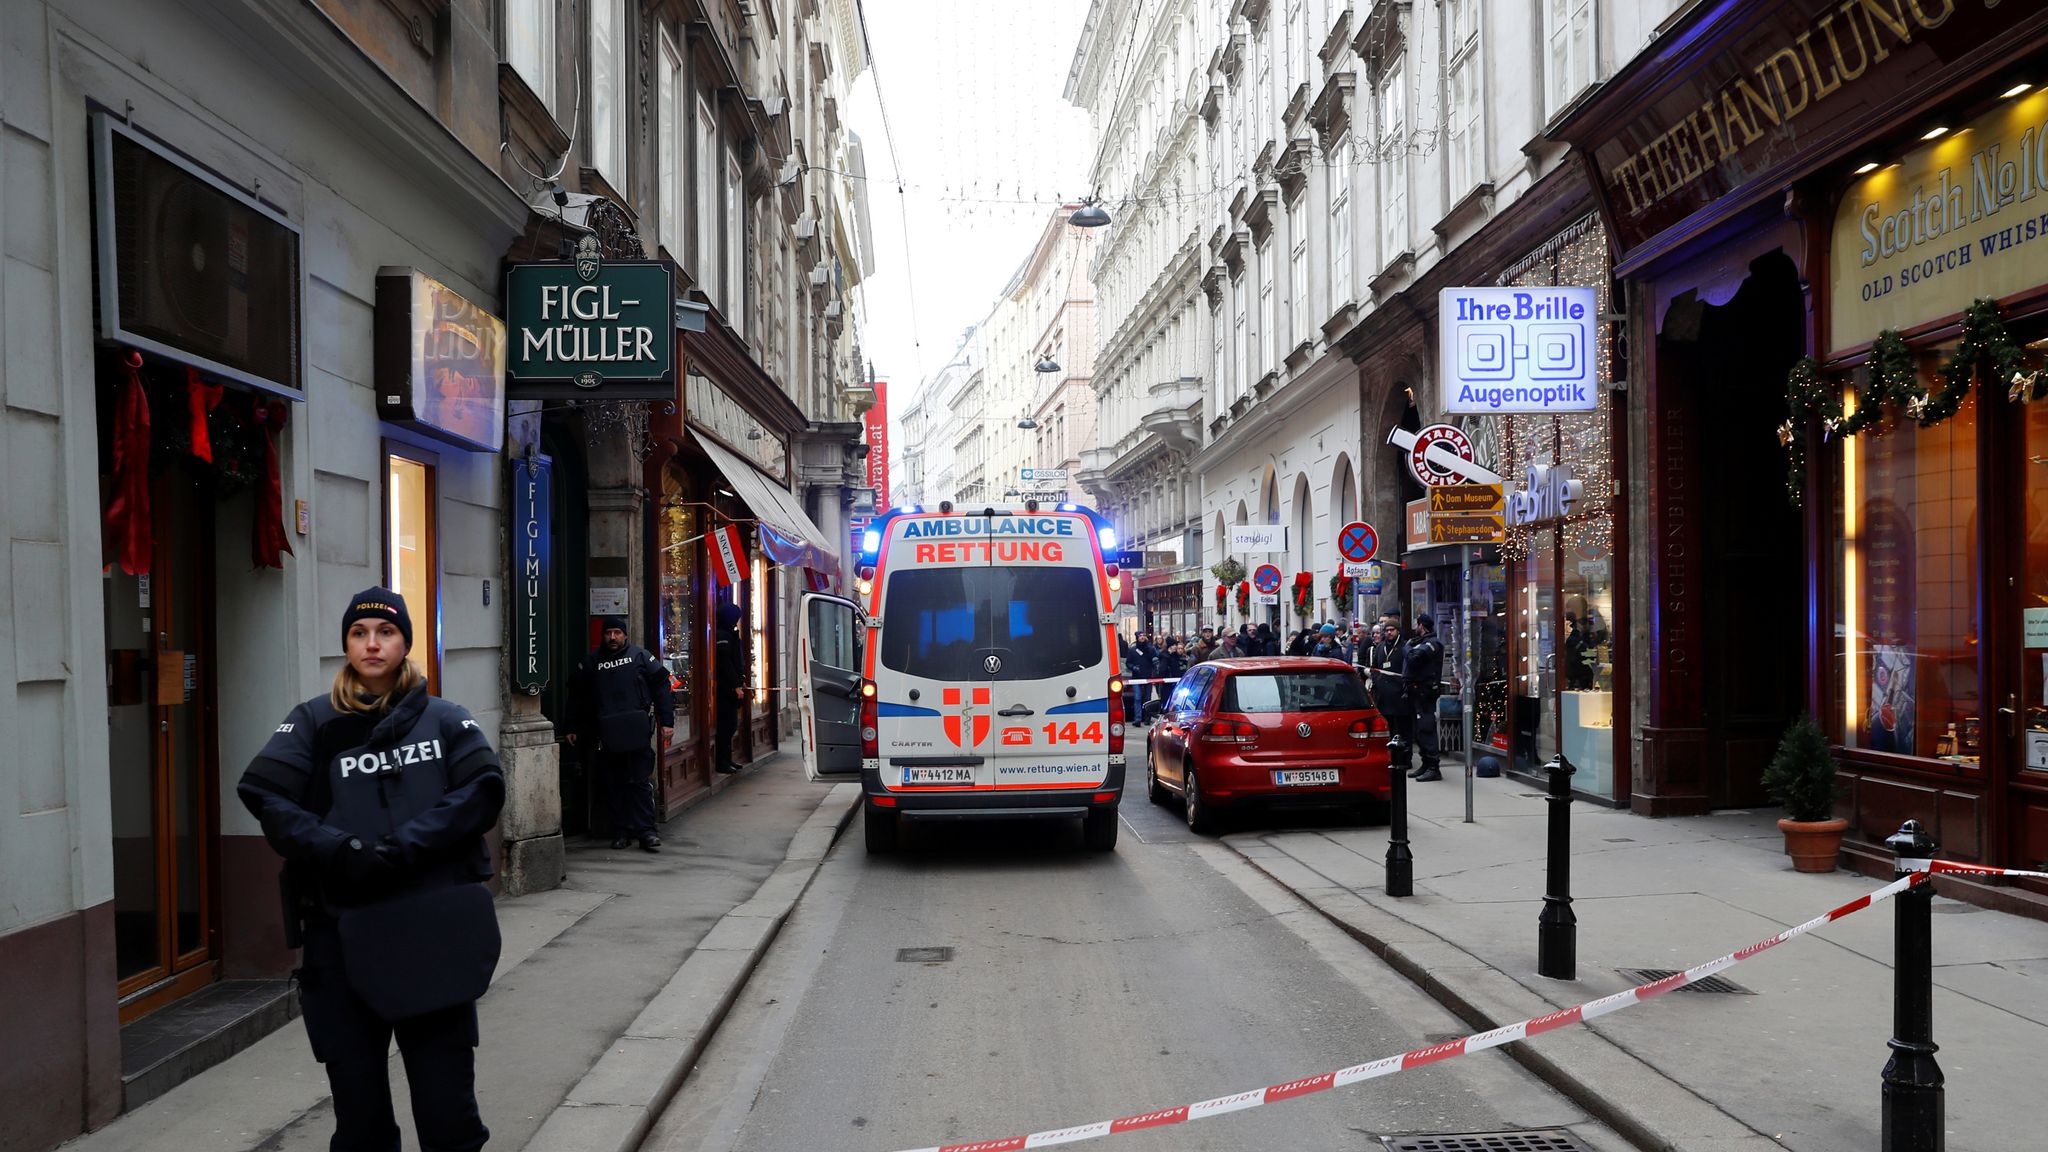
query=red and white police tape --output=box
[887,858,2048,1152]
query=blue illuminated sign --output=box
[1438,286,1598,415]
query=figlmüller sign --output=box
[506,239,677,400]
[1439,286,1598,414]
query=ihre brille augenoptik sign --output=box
[1438,287,1599,415]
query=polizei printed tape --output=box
[886,859,2048,1152]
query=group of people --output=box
[1120,612,1448,780]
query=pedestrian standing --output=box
[1366,615,1414,776]
[1254,622,1277,656]
[237,588,502,1152]
[714,601,747,774]
[1405,614,1447,782]
[569,615,675,850]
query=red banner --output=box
[711,524,746,586]
[863,378,890,510]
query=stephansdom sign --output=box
[512,456,552,693]
[506,239,676,400]
[1439,287,1598,414]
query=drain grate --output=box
[1614,967,1756,994]
[1381,1130,1595,1151]
[895,947,955,963]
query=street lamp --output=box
[1069,198,1110,228]
[1035,355,1062,374]
[1016,415,1040,430]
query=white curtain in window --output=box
[697,97,718,307]
[1547,0,1595,119]
[1330,142,1352,307]
[1447,0,1483,195]
[1378,56,1408,263]
[506,0,553,109]
[589,1,624,179]
[658,30,680,256]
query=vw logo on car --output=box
[984,654,1003,675]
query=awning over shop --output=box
[691,432,839,574]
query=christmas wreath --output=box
[1235,581,1251,615]
[1216,584,1228,615]
[1290,574,1314,618]
[1780,298,2033,505]
[1210,557,1247,587]
[1327,572,1354,609]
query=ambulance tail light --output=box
[1107,677,1126,740]
[1105,563,1121,593]
[856,565,875,598]
[860,681,878,757]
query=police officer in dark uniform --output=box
[1365,615,1414,776]
[713,601,747,774]
[238,588,503,1152]
[1405,614,1447,782]
[569,616,674,849]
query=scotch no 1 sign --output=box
[1439,286,1598,414]
[506,243,677,401]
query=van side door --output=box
[798,592,863,781]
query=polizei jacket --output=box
[238,686,504,918]
[573,643,674,750]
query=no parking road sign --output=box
[1336,521,1379,564]
[1252,564,1282,595]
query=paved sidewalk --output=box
[60,752,856,1152]
[1222,774,2048,1152]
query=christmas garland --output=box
[1209,557,1247,587]
[1780,298,2033,505]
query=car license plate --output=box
[1275,769,1340,786]
[903,766,975,784]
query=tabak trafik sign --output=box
[506,237,676,400]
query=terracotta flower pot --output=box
[1779,817,1849,873]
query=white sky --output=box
[845,0,1096,418]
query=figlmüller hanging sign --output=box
[506,237,677,401]
[1439,286,1599,414]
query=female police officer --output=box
[238,588,503,1152]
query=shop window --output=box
[750,555,769,707]
[385,448,439,692]
[657,472,698,743]
[505,0,555,111]
[2024,372,2048,775]
[1836,366,1980,764]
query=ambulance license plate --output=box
[1275,769,1340,786]
[903,766,975,784]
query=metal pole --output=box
[1463,549,1474,824]
[1536,753,1577,979]
[1385,735,1413,898]
[1882,820,1942,1152]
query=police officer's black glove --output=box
[329,837,402,901]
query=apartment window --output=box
[1446,0,1484,195]
[658,29,681,256]
[725,153,744,318]
[1232,278,1248,399]
[1377,55,1408,264]
[697,96,718,306]
[1257,240,1275,373]
[1329,141,1352,307]
[588,0,625,181]
[1546,0,1595,120]
[506,0,554,110]
[384,447,440,692]
[1211,307,1226,414]
[1289,207,1308,346]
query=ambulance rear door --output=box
[983,516,1114,791]
[797,592,862,782]
[872,515,998,790]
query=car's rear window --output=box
[879,567,1102,680]
[1220,671,1370,713]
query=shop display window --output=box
[2025,384,2048,776]
[1834,363,1980,765]
[657,472,697,742]
[384,447,439,692]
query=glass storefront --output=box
[656,468,698,745]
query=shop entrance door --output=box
[1997,359,2048,885]
[104,468,219,1021]
[1676,253,1806,809]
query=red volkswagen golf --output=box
[1144,657,1392,834]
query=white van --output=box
[798,503,1128,853]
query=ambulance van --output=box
[797,502,1128,853]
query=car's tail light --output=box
[1201,719,1259,744]
[860,681,878,758]
[1107,677,1125,739]
[1349,717,1387,741]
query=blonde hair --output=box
[330,658,426,715]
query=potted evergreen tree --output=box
[1762,715,1847,873]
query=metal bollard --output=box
[1882,820,1942,1152]
[1536,753,1576,979]
[1385,735,1413,898]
